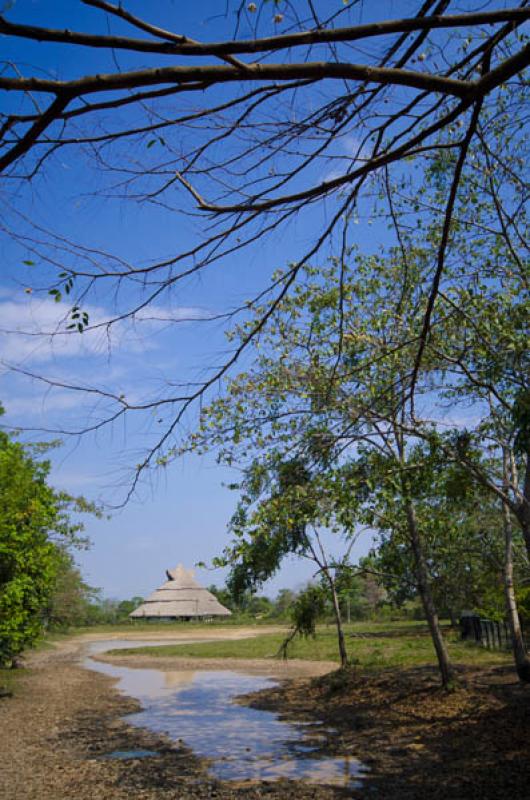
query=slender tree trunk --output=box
[503,453,530,682]
[326,573,348,668]
[405,497,455,689]
[517,452,530,561]
[393,415,454,689]
[448,607,458,628]
[331,586,348,669]
[307,528,349,669]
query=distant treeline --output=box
[206,570,398,623]
[49,571,411,630]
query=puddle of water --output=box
[85,640,365,789]
[291,744,318,754]
[103,749,158,760]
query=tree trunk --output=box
[518,452,530,561]
[325,572,349,668]
[405,498,455,689]
[448,607,458,628]
[502,461,530,682]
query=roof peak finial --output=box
[166,564,195,582]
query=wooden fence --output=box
[460,614,515,651]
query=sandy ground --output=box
[0,631,342,800]
[77,625,286,642]
[97,653,335,678]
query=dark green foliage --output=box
[278,584,326,659]
[291,585,326,638]
[513,389,530,456]
[0,409,96,663]
[71,594,145,626]
[271,588,297,618]
[207,584,237,611]
[44,557,99,629]
[364,443,519,623]
[333,563,385,621]
[220,457,319,601]
[116,596,145,619]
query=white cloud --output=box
[133,305,213,324]
[2,391,83,416]
[0,293,214,366]
[0,295,123,363]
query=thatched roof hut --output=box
[129,564,232,620]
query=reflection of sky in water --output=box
[86,640,365,788]
[104,749,158,760]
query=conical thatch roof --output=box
[129,564,232,619]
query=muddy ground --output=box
[1,633,529,799]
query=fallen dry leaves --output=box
[247,663,530,800]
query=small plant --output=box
[277,585,326,659]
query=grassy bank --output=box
[108,622,510,669]
[70,619,276,636]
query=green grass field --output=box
[107,621,511,669]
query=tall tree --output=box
[216,457,359,667]
[371,450,516,625]
[190,248,461,684]
[0,413,95,664]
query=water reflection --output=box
[85,640,365,788]
[103,749,158,760]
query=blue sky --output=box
[0,0,468,598]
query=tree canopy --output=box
[0,411,96,664]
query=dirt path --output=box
[0,633,342,800]
[77,625,286,643]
